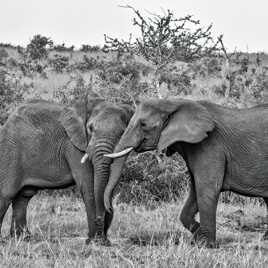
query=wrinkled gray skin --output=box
[0,97,132,245]
[105,97,268,248]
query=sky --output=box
[0,0,267,52]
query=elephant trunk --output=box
[91,138,114,234]
[103,122,142,212]
[103,142,131,212]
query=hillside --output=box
[1,44,268,112]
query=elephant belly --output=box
[222,132,268,197]
[23,173,75,189]
[22,153,75,189]
[223,164,268,197]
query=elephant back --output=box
[0,101,71,178]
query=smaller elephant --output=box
[105,97,268,247]
[0,95,132,245]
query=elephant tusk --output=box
[104,147,134,158]
[80,153,89,164]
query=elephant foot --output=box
[189,222,200,234]
[85,234,111,246]
[191,228,217,248]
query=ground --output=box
[1,194,268,267]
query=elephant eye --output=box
[140,121,147,128]
[88,123,94,132]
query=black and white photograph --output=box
[0,0,267,266]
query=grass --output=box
[1,194,268,267]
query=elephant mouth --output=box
[81,138,116,164]
[135,144,155,153]
[105,140,158,159]
[135,137,158,153]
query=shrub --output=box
[250,68,268,101]
[117,152,189,206]
[53,74,91,104]
[53,43,74,52]
[26,34,53,60]
[72,55,99,72]
[98,60,140,84]
[0,49,8,66]
[80,44,100,52]
[0,69,27,124]
[18,57,47,75]
[49,54,69,72]
[190,57,223,78]
[159,66,192,95]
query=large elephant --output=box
[0,96,132,245]
[105,97,268,247]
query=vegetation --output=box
[26,34,53,60]
[0,195,267,267]
[0,6,268,266]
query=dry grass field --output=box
[0,194,268,267]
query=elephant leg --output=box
[10,193,34,238]
[104,211,114,237]
[193,182,220,248]
[179,178,199,234]
[0,197,11,238]
[191,153,224,248]
[64,142,96,244]
[262,197,268,239]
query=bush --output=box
[98,60,140,84]
[0,49,8,66]
[189,57,223,78]
[49,54,69,72]
[80,44,100,52]
[18,58,47,75]
[26,34,53,60]
[117,152,189,206]
[53,74,91,104]
[0,69,27,124]
[53,43,74,52]
[72,55,99,72]
[159,65,192,95]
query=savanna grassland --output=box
[1,194,268,267]
[0,31,268,267]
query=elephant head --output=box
[65,93,133,235]
[104,97,214,211]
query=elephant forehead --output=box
[92,102,118,115]
[93,106,124,121]
[135,104,158,120]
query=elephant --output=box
[0,95,132,245]
[105,97,268,247]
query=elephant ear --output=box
[60,107,87,151]
[158,101,215,151]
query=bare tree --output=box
[105,6,224,97]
